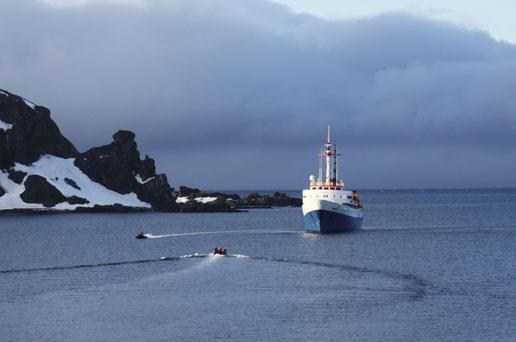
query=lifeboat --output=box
[135,232,147,239]
[213,247,227,255]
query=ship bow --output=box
[304,208,362,234]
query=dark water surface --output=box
[1,189,515,341]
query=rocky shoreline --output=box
[0,88,300,213]
[0,190,301,214]
[175,186,301,212]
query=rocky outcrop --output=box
[74,204,149,213]
[179,185,201,197]
[0,89,77,169]
[179,185,241,201]
[20,175,67,207]
[8,170,26,184]
[74,130,178,212]
[177,197,237,212]
[64,177,80,190]
[67,196,89,205]
[74,130,140,194]
[241,192,302,207]
[0,185,4,198]
[136,174,177,211]
[175,186,301,211]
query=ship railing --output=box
[309,183,344,190]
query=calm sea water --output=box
[1,189,515,341]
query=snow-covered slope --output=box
[0,155,150,211]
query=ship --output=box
[302,126,363,233]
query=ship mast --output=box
[325,125,331,184]
[318,148,323,184]
[312,125,342,190]
[333,142,337,185]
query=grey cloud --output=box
[1,0,515,188]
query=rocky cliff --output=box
[74,130,177,211]
[0,89,77,169]
[0,88,177,212]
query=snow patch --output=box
[135,174,154,184]
[0,120,13,131]
[23,99,36,110]
[175,196,219,204]
[0,155,151,211]
[176,196,189,203]
[194,197,218,204]
[0,90,9,97]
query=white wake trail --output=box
[145,230,299,239]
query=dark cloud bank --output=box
[1,0,515,189]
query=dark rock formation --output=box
[238,192,301,208]
[74,204,149,213]
[202,191,240,200]
[177,197,236,212]
[179,185,201,197]
[140,156,156,181]
[0,89,77,169]
[20,175,67,207]
[135,174,176,211]
[267,192,302,207]
[64,177,81,190]
[8,170,27,184]
[74,130,178,212]
[74,130,140,194]
[175,187,300,211]
[67,196,89,205]
[178,185,240,201]
[0,185,4,198]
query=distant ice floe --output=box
[0,120,13,131]
[0,154,151,211]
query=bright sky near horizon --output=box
[272,0,516,43]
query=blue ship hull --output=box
[304,209,363,234]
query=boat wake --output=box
[0,252,429,300]
[0,253,243,274]
[0,259,162,274]
[144,229,299,239]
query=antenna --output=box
[324,126,331,184]
[318,148,323,184]
[333,141,337,185]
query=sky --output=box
[273,0,516,43]
[1,0,515,190]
